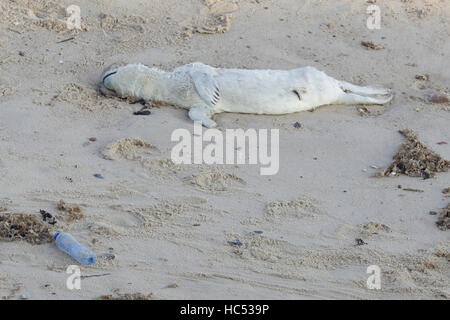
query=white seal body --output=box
[208,66,343,114]
[101,62,392,127]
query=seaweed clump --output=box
[436,204,449,231]
[57,200,84,222]
[99,289,152,300]
[0,213,53,244]
[384,129,450,178]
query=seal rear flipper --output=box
[336,92,393,105]
[338,80,391,96]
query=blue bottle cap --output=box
[53,232,60,240]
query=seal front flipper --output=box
[188,68,221,108]
[188,106,217,128]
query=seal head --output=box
[100,64,155,101]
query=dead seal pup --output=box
[101,62,392,127]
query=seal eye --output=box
[102,71,117,83]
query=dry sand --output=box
[0,0,449,300]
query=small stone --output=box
[100,253,115,260]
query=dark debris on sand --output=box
[0,213,53,244]
[435,204,449,231]
[361,40,384,50]
[384,129,450,178]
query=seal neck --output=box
[145,68,173,102]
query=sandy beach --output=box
[0,0,449,300]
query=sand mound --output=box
[126,201,186,228]
[99,13,154,34]
[87,221,122,238]
[265,196,322,220]
[103,138,156,161]
[103,138,180,178]
[54,83,120,111]
[183,0,236,36]
[384,129,450,178]
[57,200,83,222]
[99,289,152,300]
[192,14,232,34]
[229,232,449,297]
[190,171,245,192]
[0,213,52,244]
[0,0,86,33]
[361,221,391,234]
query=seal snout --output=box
[102,70,117,85]
[100,68,119,97]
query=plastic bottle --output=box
[54,232,96,265]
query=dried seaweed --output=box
[99,289,152,300]
[361,41,384,50]
[0,213,52,244]
[436,204,449,231]
[384,129,450,178]
[57,200,84,222]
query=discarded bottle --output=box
[54,232,96,265]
